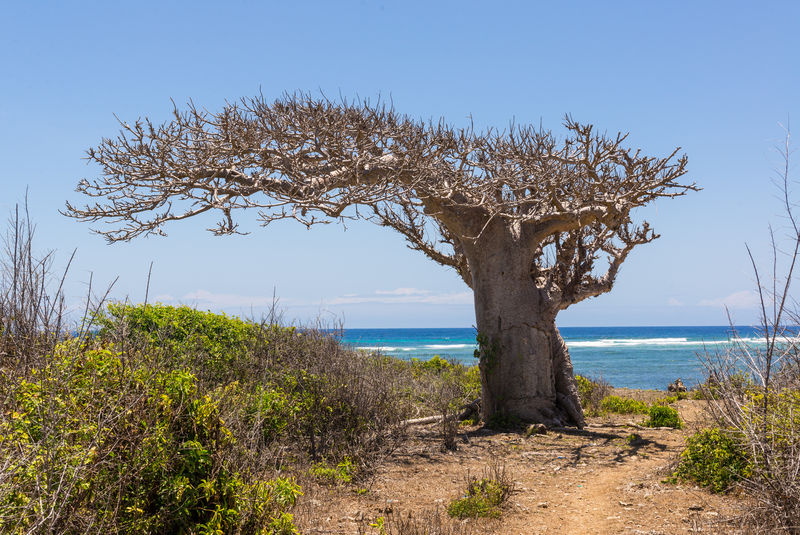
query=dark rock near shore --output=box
[668,378,687,393]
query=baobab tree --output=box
[66,93,694,427]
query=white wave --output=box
[568,337,686,348]
[357,336,780,354]
[567,337,772,348]
[356,346,419,352]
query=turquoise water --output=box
[341,326,766,390]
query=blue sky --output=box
[1,1,799,327]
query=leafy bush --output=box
[690,388,706,400]
[696,135,800,531]
[575,375,611,416]
[97,303,263,381]
[248,384,296,444]
[670,428,751,493]
[100,305,411,471]
[0,301,496,531]
[309,457,355,485]
[740,388,800,445]
[410,356,481,401]
[447,466,512,519]
[599,395,649,415]
[643,405,683,428]
[0,341,301,534]
[411,355,452,374]
[409,356,481,447]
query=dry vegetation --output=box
[1,195,799,534]
[1,133,798,534]
[0,204,479,533]
[688,132,800,532]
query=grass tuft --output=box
[447,465,513,519]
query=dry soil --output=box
[296,394,746,534]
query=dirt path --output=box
[298,400,744,534]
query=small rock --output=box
[537,502,549,508]
[619,501,633,507]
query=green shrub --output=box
[247,385,298,445]
[600,395,649,415]
[741,388,800,444]
[654,392,688,405]
[411,354,452,373]
[0,341,301,534]
[447,476,511,519]
[575,374,594,403]
[670,427,751,493]
[309,457,355,485]
[409,356,481,447]
[463,365,481,399]
[411,356,481,401]
[100,304,410,470]
[267,512,301,535]
[643,405,683,428]
[97,303,263,380]
[575,375,611,415]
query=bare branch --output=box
[66,93,694,302]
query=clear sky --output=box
[1,1,799,327]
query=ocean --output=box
[341,326,766,390]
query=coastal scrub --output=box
[670,428,750,493]
[447,468,513,519]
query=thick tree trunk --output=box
[467,229,585,428]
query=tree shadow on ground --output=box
[543,427,669,466]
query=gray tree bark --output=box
[466,224,585,428]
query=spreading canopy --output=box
[67,93,694,310]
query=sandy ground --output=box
[296,397,746,535]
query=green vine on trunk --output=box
[475,333,500,373]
